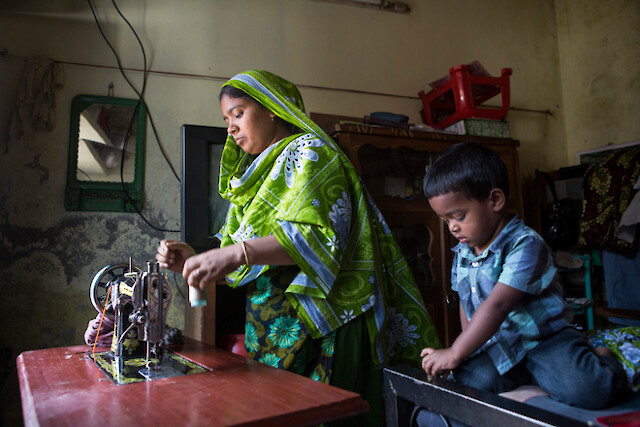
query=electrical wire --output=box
[116,321,137,346]
[109,0,179,182]
[169,271,186,300]
[92,283,113,357]
[87,0,180,232]
[2,47,554,117]
[112,0,180,181]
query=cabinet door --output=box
[349,142,459,344]
[334,128,521,346]
[381,207,460,346]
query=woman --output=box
[157,70,440,424]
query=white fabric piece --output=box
[500,385,549,403]
[618,176,640,244]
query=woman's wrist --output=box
[240,241,251,267]
[231,235,295,267]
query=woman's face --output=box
[220,93,280,155]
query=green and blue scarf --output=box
[218,70,440,366]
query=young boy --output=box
[420,142,627,409]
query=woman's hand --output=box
[156,240,196,273]
[160,236,295,290]
[420,347,461,377]
[182,245,244,290]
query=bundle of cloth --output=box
[9,56,64,147]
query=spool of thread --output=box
[189,286,207,307]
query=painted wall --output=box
[0,0,637,424]
[556,0,640,161]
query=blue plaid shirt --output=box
[451,216,570,374]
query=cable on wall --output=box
[1,49,553,117]
[86,1,179,181]
[87,0,179,233]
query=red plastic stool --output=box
[419,65,512,129]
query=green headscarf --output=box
[218,70,440,366]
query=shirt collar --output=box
[453,215,521,259]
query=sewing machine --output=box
[17,259,369,424]
[88,259,207,384]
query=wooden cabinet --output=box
[331,122,523,346]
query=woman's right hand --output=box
[156,240,196,273]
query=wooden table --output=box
[17,340,369,426]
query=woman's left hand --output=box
[182,245,244,290]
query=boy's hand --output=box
[421,283,524,377]
[420,347,461,377]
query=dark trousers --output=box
[453,328,628,409]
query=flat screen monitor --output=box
[180,124,229,253]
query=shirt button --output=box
[471,261,479,267]
[471,286,476,293]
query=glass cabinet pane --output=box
[357,145,440,200]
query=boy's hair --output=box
[423,142,509,201]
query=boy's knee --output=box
[548,356,627,409]
[595,353,629,407]
[551,387,607,409]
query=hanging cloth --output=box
[9,56,65,145]
[579,147,640,255]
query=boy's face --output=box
[428,190,506,255]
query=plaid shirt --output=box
[451,216,571,374]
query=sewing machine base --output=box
[89,350,209,385]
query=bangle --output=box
[240,241,251,267]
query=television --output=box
[180,124,244,345]
[180,124,229,253]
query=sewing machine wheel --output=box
[90,263,142,314]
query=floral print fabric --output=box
[585,326,640,391]
[245,267,334,383]
[579,147,640,255]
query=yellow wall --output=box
[0,0,638,423]
[556,0,640,161]
[1,0,574,176]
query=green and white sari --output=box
[217,70,440,371]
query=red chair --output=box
[419,65,512,129]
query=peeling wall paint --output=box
[0,215,186,352]
[0,51,187,363]
[24,154,49,185]
[0,112,185,424]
